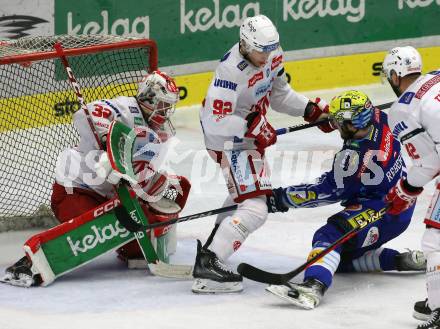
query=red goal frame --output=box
[0,39,158,71]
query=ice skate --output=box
[414,299,432,322]
[417,309,440,329]
[192,240,242,294]
[266,278,327,310]
[395,250,426,271]
[1,256,42,287]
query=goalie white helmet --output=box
[137,70,179,134]
[239,15,280,53]
[382,46,422,80]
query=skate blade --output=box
[413,310,431,322]
[192,278,243,294]
[0,274,33,288]
[127,259,148,269]
[149,262,194,279]
[266,285,316,310]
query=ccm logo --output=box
[93,199,121,217]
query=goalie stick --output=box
[117,204,239,232]
[236,207,388,285]
[54,43,193,279]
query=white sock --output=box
[427,251,440,310]
[352,248,384,272]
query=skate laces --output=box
[213,257,235,275]
[418,309,440,329]
[408,249,424,263]
[402,249,426,267]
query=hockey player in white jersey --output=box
[383,46,440,329]
[2,71,191,287]
[192,15,331,293]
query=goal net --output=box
[0,35,158,231]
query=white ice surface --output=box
[0,83,430,329]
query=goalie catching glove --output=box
[149,174,191,214]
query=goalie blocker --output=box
[23,186,187,286]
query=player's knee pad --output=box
[422,228,440,256]
[219,196,268,241]
[208,196,268,260]
[234,196,268,233]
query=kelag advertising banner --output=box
[53,0,440,67]
[1,0,439,104]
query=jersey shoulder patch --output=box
[237,60,248,71]
[398,92,415,105]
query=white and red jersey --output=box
[387,70,440,228]
[200,43,309,151]
[56,96,152,198]
[388,70,440,187]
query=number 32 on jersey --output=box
[92,104,112,118]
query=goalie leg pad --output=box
[25,197,135,286]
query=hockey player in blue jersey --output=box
[265,90,426,309]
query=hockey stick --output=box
[275,119,328,136]
[236,207,388,285]
[115,100,396,232]
[117,204,238,232]
[275,101,394,136]
[54,43,105,149]
[54,43,192,279]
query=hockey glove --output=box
[385,178,423,215]
[266,188,289,213]
[303,98,334,133]
[245,111,277,150]
[149,175,191,214]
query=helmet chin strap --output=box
[388,76,403,97]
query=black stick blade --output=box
[237,263,289,285]
[114,206,143,232]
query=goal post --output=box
[0,35,158,232]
